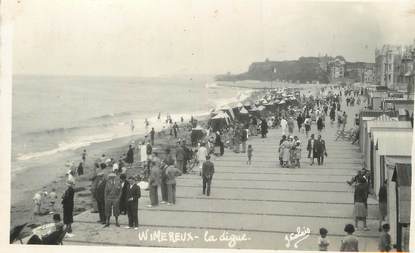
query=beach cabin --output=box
[370,129,412,196]
[363,120,412,184]
[387,163,412,252]
[359,111,399,152]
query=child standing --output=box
[378,223,392,252]
[247,144,253,165]
[318,227,330,251]
[48,188,58,213]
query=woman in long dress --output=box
[280,138,291,168]
[125,145,134,169]
[62,181,75,233]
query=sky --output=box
[11,0,415,77]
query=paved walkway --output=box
[65,99,379,250]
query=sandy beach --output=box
[11,116,205,231]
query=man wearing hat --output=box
[165,161,182,205]
[104,173,122,227]
[126,176,141,229]
[159,159,169,204]
[95,172,106,224]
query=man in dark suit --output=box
[126,176,141,229]
[104,173,122,227]
[202,156,215,196]
[314,134,327,165]
[119,173,130,215]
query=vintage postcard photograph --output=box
[2,0,415,252]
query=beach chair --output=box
[10,223,27,244]
[42,227,67,245]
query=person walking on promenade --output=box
[304,117,311,137]
[233,125,242,152]
[165,160,182,205]
[62,180,75,233]
[125,176,141,229]
[159,159,169,204]
[150,127,155,146]
[293,141,301,168]
[241,126,248,153]
[307,134,315,163]
[214,131,223,156]
[202,155,215,196]
[260,118,268,138]
[378,180,388,231]
[315,135,327,165]
[354,177,370,231]
[296,114,303,132]
[197,142,208,174]
[342,111,348,130]
[337,110,343,129]
[147,163,161,207]
[146,141,153,170]
[247,144,253,165]
[378,223,392,252]
[329,106,336,126]
[340,224,358,251]
[278,135,287,166]
[182,140,191,174]
[280,117,287,135]
[165,148,175,166]
[104,173,122,227]
[119,173,130,215]
[125,145,134,169]
[280,136,291,168]
[287,117,294,135]
[173,122,179,138]
[317,116,324,133]
[175,142,185,172]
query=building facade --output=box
[327,56,346,81]
[375,43,415,93]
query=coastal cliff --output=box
[216,57,330,83]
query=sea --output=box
[12,75,253,171]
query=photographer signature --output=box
[284,226,311,249]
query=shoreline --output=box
[10,86,266,229]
